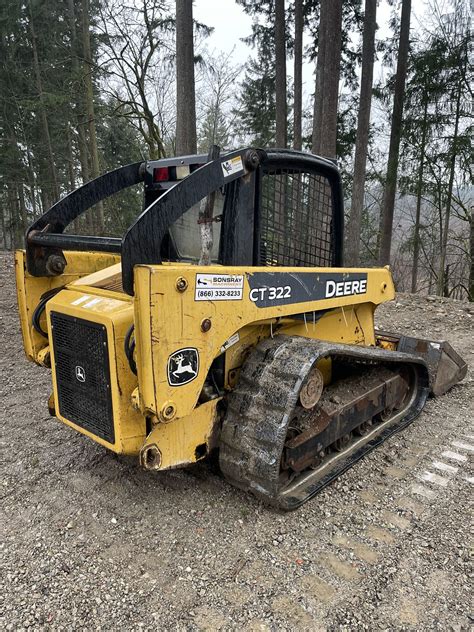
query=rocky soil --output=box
[1,251,473,631]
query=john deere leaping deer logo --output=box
[75,365,86,383]
[167,348,199,386]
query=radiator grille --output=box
[260,169,334,267]
[50,312,114,443]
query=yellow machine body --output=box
[15,249,396,470]
[15,149,467,509]
[15,250,121,363]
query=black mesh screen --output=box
[50,312,114,443]
[259,169,334,267]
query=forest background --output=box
[0,0,472,299]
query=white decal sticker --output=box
[221,156,244,178]
[82,297,102,309]
[325,279,367,299]
[71,295,91,306]
[195,274,244,301]
[249,286,292,303]
[221,332,240,353]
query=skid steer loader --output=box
[15,148,467,509]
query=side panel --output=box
[133,264,395,423]
[282,303,377,346]
[15,250,120,363]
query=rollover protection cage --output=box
[24,148,344,293]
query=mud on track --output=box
[1,251,472,630]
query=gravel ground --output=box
[1,251,473,631]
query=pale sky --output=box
[194,0,431,99]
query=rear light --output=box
[153,167,169,182]
[151,162,203,184]
[176,165,190,179]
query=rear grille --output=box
[50,312,114,443]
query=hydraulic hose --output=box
[124,324,137,375]
[32,287,64,338]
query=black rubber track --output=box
[219,335,430,510]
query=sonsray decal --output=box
[195,273,244,301]
[247,272,368,308]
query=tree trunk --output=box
[175,0,197,155]
[67,0,91,195]
[66,125,81,232]
[378,0,411,265]
[17,183,27,237]
[443,264,450,297]
[437,80,462,295]
[275,0,287,147]
[81,0,104,233]
[312,1,328,155]
[76,120,94,232]
[469,206,474,302]
[312,0,342,159]
[0,199,6,249]
[345,0,377,266]
[25,144,38,220]
[293,0,303,150]
[71,0,92,198]
[6,187,14,249]
[7,185,20,248]
[411,97,428,292]
[28,1,59,207]
[5,115,28,236]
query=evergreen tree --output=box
[235,0,282,146]
[235,40,276,146]
[99,101,145,236]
